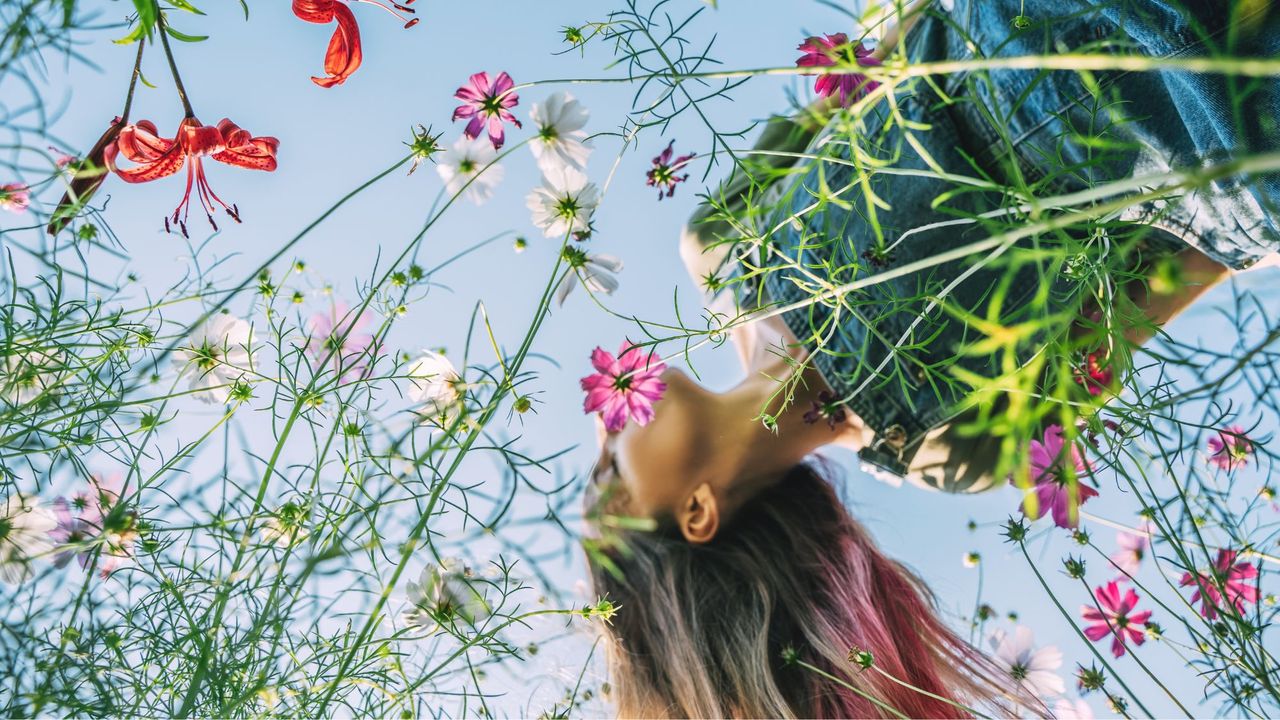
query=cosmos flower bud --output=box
[847,648,875,670]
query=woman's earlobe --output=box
[679,483,720,544]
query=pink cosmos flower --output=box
[1179,549,1259,619]
[1081,580,1152,658]
[1020,424,1099,528]
[306,301,380,382]
[49,147,78,168]
[580,342,667,433]
[1110,521,1151,578]
[1,183,31,213]
[1207,425,1255,472]
[795,33,882,106]
[646,140,695,200]
[453,71,522,149]
[50,474,137,578]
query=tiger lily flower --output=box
[106,117,279,236]
[292,0,419,88]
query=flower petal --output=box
[107,140,185,184]
[311,2,361,88]
[211,119,279,171]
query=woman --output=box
[585,0,1279,716]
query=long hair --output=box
[587,461,1037,718]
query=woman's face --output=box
[587,367,713,520]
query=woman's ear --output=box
[678,483,720,544]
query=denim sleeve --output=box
[966,0,1280,269]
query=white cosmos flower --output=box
[260,501,310,548]
[525,165,600,238]
[173,314,256,405]
[401,558,492,633]
[556,248,623,306]
[988,625,1064,699]
[1054,698,1094,719]
[406,351,461,416]
[436,135,504,205]
[529,91,593,173]
[0,493,57,584]
[2,348,62,406]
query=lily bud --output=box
[47,117,126,236]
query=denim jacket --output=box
[686,0,1279,489]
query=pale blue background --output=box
[7,0,1278,716]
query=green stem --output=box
[792,659,908,719]
[155,8,195,118]
[121,35,146,121]
[868,665,990,719]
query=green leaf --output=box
[113,24,146,45]
[165,0,206,14]
[130,0,158,36]
[165,25,208,42]
[138,70,158,89]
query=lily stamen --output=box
[352,0,419,28]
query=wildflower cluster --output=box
[1,0,1278,717]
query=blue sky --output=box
[11,0,1280,715]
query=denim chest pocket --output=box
[941,0,1117,190]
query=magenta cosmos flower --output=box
[453,71,522,149]
[795,33,881,106]
[1081,580,1152,658]
[580,342,667,433]
[646,140,695,200]
[1207,425,1255,472]
[1180,549,1259,619]
[1020,424,1099,528]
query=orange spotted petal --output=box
[313,1,362,88]
[178,118,227,157]
[292,0,336,23]
[107,121,185,184]
[211,118,279,171]
[106,137,185,184]
[115,120,175,163]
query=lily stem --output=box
[155,8,196,118]
[121,36,146,122]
